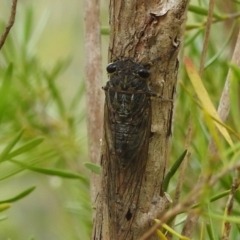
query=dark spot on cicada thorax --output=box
[106,63,117,73]
[137,68,150,78]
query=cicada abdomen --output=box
[103,58,155,238]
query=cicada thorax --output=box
[103,58,153,167]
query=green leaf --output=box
[206,223,215,240]
[10,159,88,183]
[70,81,85,111]
[229,63,240,84]
[44,71,66,117]
[206,204,217,240]
[0,63,13,121]
[0,216,7,221]
[205,211,240,224]
[28,237,35,240]
[0,186,36,204]
[4,62,14,79]
[204,23,236,69]
[163,150,188,191]
[184,29,203,46]
[0,203,11,212]
[0,155,52,181]
[84,162,101,174]
[188,5,222,19]
[192,190,230,209]
[101,26,110,35]
[185,57,233,146]
[23,6,34,43]
[0,129,24,163]
[186,24,205,31]
[8,137,44,158]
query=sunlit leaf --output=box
[184,57,233,146]
[156,229,167,240]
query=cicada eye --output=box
[106,63,117,73]
[137,68,149,78]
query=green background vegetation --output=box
[0,0,240,239]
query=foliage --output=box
[0,4,90,240]
[170,1,240,239]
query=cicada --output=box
[102,58,155,238]
[103,58,155,167]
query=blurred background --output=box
[0,0,240,239]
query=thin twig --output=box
[0,0,18,51]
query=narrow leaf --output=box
[185,57,233,146]
[0,129,24,163]
[101,26,110,35]
[44,72,65,117]
[10,159,87,183]
[205,211,240,223]
[84,162,101,174]
[163,150,188,191]
[8,137,44,158]
[0,216,7,222]
[206,223,215,240]
[0,203,11,212]
[0,186,35,204]
[192,190,230,209]
[204,23,236,69]
[188,5,222,19]
[156,229,167,240]
[155,220,190,240]
[184,29,203,46]
[207,204,217,240]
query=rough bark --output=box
[92,1,189,239]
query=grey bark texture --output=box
[92,1,189,239]
[84,0,103,207]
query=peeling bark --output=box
[92,1,189,239]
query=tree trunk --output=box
[92,1,189,239]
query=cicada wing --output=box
[103,96,152,239]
